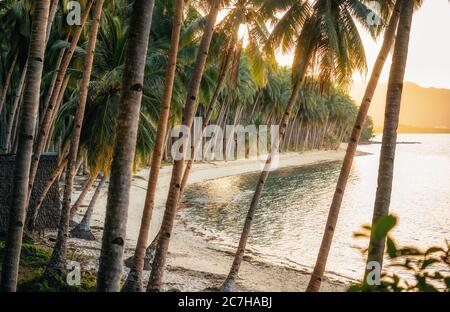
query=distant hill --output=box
[350,82,450,133]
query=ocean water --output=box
[181,134,450,281]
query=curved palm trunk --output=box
[45,0,59,43]
[40,33,71,126]
[70,175,106,240]
[28,0,94,200]
[147,0,221,292]
[45,74,70,150]
[122,0,184,292]
[0,0,50,292]
[96,0,156,292]
[219,80,302,292]
[306,0,403,292]
[0,50,19,117]
[4,61,27,153]
[44,0,105,276]
[180,37,236,192]
[364,0,414,282]
[28,156,68,231]
[69,173,97,219]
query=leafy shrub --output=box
[349,215,450,292]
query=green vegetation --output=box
[350,215,450,292]
[0,240,96,292]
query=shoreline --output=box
[70,146,368,291]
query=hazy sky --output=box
[276,0,450,89]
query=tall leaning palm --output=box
[96,0,156,292]
[306,0,403,292]
[0,0,51,292]
[44,0,105,276]
[180,0,272,192]
[146,0,222,292]
[122,0,185,292]
[220,0,373,291]
[364,0,415,281]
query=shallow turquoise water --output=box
[182,134,450,280]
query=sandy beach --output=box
[69,147,363,291]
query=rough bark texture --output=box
[96,0,155,292]
[44,0,105,276]
[364,0,414,281]
[0,0,50,292]
[28,0,94,200]
[122,0,184,293]
[306,0,403,292]
[147,0,221,292]
[70,175,106,240]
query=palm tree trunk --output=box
[147,0,221,292]
[44,0,105,276]
[45,74,70,150]
[219,79,303,292]
[179,38,236,193]
[70,175,106,240]
[3,0,57,150]
[0,50,19,116]
[4,61,27,152]
[0,0,50,292]
[122,0,184,292]
[28,0,94,200]
[96,0,156,292]
[364,0,414,282]
[11,100,23,154]
[45,0,59,43]
[69,173,97,219]
[28,156,68,231]
[306,0,403,292]
[40,33,70,125]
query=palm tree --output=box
[27,156,70,230]
[44,0,105,276]
[364,0,415,281]
[0,0,51,292]
[220,0,373,291]
[28,0,94,199]
[3,64,25,153]
[122,0,185,292]
[96,0,156,292]
[0,50,18,117]
[147,0,222,292]
[306,0,403,292]
[70,174,107,240]
[180,0,273,192]
[70,173,98,219]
